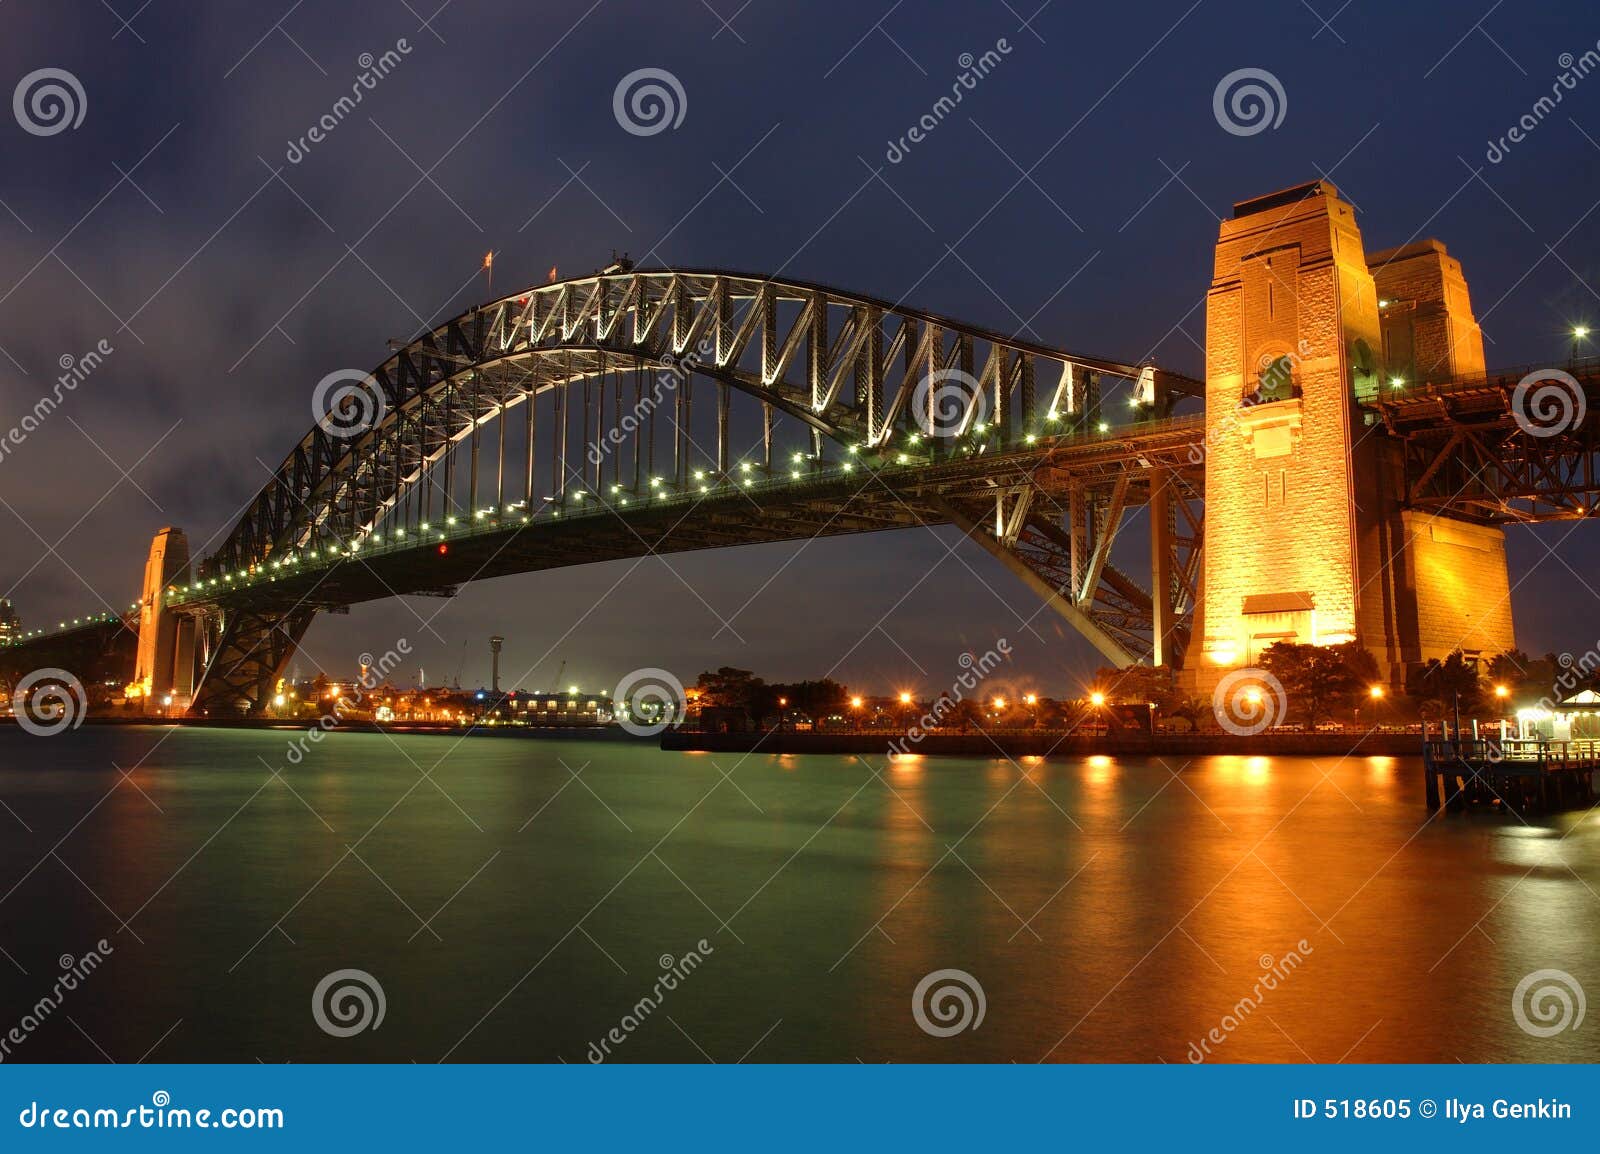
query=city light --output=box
[850,696,863,708]
[1024,694,1037,705]
[1369,684,1385,699]
[898,692,912,705]
[992,696,1006,709]
[1089,691,1106,706]
[1494,684,1510,698]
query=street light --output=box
[1572,326,1590,366]
[1369,684,1385,700]
[898,692,912,705]
[1494,684,1510,699]
[1089,691,1106,707]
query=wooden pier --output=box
[1423,737,1599,814]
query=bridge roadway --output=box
[162,414,1209,615]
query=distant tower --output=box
[0,598,20,645]
[489,636,504,693]
[130,528,192,710]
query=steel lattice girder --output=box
[191,607,314,716]
[208,269,1198,576]
[1369,366,1600,522]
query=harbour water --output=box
[0,726,1596,1063]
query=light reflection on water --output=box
[0,726,1596,1064]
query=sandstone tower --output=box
[1192,181,1513,686]
[129,527,196,710]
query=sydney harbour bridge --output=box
[6,180,1600,716]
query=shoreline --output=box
[1,717,1430,757]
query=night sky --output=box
[2,0,1598,699]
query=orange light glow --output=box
[1369,684,1385,699]
[898,692,912,705]
[1494,684,1510,698]
[1089,691,1106,707]
[992,696,1006,709]
[1024,694,1037,705]
[850,696,863,708]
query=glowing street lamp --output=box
[1089,691,1106,707]
[850,696,863,709]
[1573,325,1590,365]
[1494,684,1510,699]
[898,692,912,705]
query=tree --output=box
[1258,641,1370,726]
[695,667,764,714]
[766,678,850,719]
[1405,650,1483,719]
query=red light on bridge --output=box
[437,543,448,555]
